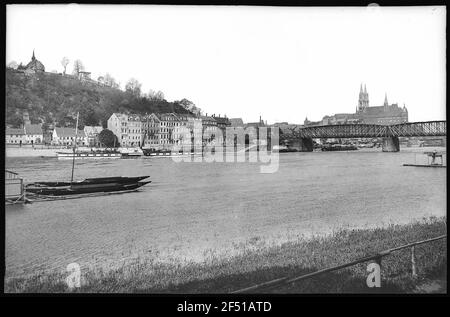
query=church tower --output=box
[358,83,369,112]
[384,93,389,109]
[364,85,369,108]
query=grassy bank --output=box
[5,217,446,293]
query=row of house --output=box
[5,123,44,145]
[107,112,232,150]
[5,124,104,147]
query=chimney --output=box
[259,115,262,123]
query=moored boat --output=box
[321,144,358,151]
[120,147,144,158]
[57,149,121,159]
[26,176,151,196]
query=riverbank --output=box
[6,146,60,157]
[5,217,446,293]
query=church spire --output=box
[32,49,35,61]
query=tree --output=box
[81,107,100,127]
[125,78,142,97]
[103,73,117,87]
[61,57,69,75]
[148,89,165,101]
[177,98,194,110]
[72,59,84,76]
[147,89,156,100]
[7,61,18,70]
[176,98,201,115]
[155,90,165,101]
[98,129,119,147]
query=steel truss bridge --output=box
[281,121,446,140]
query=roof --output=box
[25,51,45,72]
[362,104,407,117]
[54,127,86,138]
[6,128,25,135]
[200,116,217,123]
[142,113,161,122]
[24,123,43,135]
[157,113,181,121]
[246,121,266,128]
[212,116,231,125]
[230,118,244,127]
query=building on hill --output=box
[304,84,408,127]
[356,92,408,125]
[17,50,45,74]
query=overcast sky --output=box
[6,5,446,124]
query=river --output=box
[5,147,446,279]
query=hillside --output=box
[5,68,192,128]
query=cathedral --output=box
[355,84,408,125]
[305,84,409,126]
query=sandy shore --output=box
[6,146,61,158]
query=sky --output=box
[6,5,446,124]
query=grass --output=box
[5,216,446,293]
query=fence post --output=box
[411,246,417,278]
[375,256,382,288]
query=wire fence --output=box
[231,234,447,293]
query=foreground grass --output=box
[5,217,447,293]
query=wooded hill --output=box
[5,68,192,129]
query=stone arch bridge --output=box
[280,121,446,152]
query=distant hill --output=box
[5,68,192,129]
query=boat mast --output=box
[70,112,79,183]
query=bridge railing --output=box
[280,121,446,139]
[388,121,446,137]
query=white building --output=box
[84,126,103,146]
[24,123,43,144]
[5,128,27,144]
[142,113,161,150]
[52,127,87,146]
[107,113,143,147]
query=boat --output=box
[26,113,151,198]
[403,150,446,168]
[57,149,121,159]
[26,176,151,196]
[120,147,144,158]
[321,144,358,151]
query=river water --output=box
[5,147,446,278]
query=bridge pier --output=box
[288,138,313,152]
[382,136,400,152]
